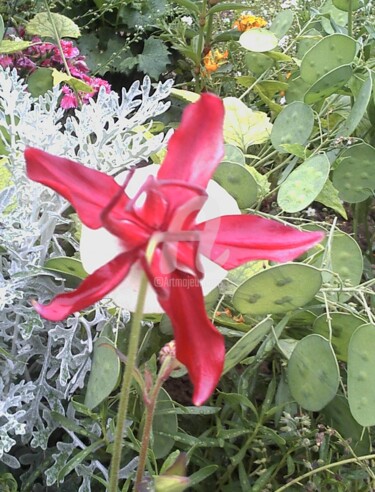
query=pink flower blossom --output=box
[0,55,13,68]
[60,86,78,109]
[53,40,80,61]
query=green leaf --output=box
[332,143,375,203]
[208,2,251,14]
[152,388,178,459]
[0,473,18,492]
[44,256,88,288]
[84,337,120,410]
[224,318,273,373]
[27,67,54,97]
[137,37,170,80]
[239,28,279,52]
[278,153,330,213]
[322,395,371,456]
[57,440,104,482]
[188,466,219,487]
[288,334,340,411]
[265,50,293,62]
[315,179,347,219]
[52,69,93,93]
[170,88,200,103]
[119,0,167,28]
[26,12,80,39]
[333,0,361,10]
[0,40,32,54]
[280,143,307,159]
[244,52,274,75]
[213,161,258,208]
[348,324,375,426]
[338,75,373,137]
[313,312,365,362]
[50,412,99,439]
[0,16,4,42]
[270,10,294,39]
[223,97,272,151]
[300,34,357,84]
[304,65,353,104]
[232,264,322,316]
[271,101,314,153]
[171,0,199,13]
[306,229,363,303]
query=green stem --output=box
[134,357,177,489]
[43,0,71,77]
[43,0,84,108]
[205,10,214,46]
[195,0,208,92]
[348,0,353,38]
[108,272,149,492]
[274,453,375,492]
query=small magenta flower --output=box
[24,94,323,405]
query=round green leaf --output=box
[287,334,339,411]
[270,10,294,39]
[332,143,375,203]
[26,12,80,39]
[333,0,361,10]
[27,67,54,98]
[84,337,120,410]
[304,65,353,104]
[244,52,274,76]
[322,395,370,456]
[348,324,375,426]
[313,312,366,362]
[223,97,272,150]
[223,144,245,165]
[296,29,322,60]
[213,161,258,208]
[271,101,314,152]
[306,229,363,302]
[278,153,330,212]
[239,28,279,53]
[300,34,357,84]
[232,263,322,315]
[285,75,310,103]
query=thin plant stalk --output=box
[134,357,177,489]
[108,272,149,492]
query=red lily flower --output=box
[24,93,324,405]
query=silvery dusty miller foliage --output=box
[0,67,172,490]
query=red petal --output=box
[157,94,225,189]
[25,148,128,229]
[156,271,225,406]
[197,215,324,269]
[34,251,135,321]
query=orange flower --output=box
[202,49,229,74]
[233,14,267,32]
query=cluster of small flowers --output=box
[202,48,229,75]
[233,13,267,32]
[0,28,111,109]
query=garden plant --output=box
[0,0,375,491]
